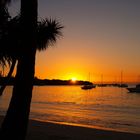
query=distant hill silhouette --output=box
[0,77,93,86]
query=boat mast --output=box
[101,74,103,85]
[120,70,123,85]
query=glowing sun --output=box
[71,77,77,82]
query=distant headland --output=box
[0,77,93,86]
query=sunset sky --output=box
[10,0,140,83]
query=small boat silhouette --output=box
[127,84,140,93]
[81,84,96,90]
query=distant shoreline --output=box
[0,77,93,86]
[0,76,138,86]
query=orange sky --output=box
[9,0,140,83]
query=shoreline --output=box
[1,116,140,140]
[30,118,140,134]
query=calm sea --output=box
[0,86,140,134]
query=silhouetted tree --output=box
[0,16,62,95]
[0,0,13,96]
[0,0,11,68]
[0,0,63,140]
[0,1,38,139]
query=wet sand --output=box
[0,116,140,140]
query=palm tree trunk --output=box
[1,52,36,140]
[0,59,16,96]
[0,0,38,140]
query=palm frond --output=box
[37,18,63,51]
[0,11,18,68]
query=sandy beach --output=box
[1,116,140,140]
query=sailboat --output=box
[81,84,96,90]
[81,73,96,90]
[98,74,107,87]
[127,76,140,93]
[118,71,128,88]
[127,84,140,93]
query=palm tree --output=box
[0,0,11,65]
[0,0,13,94]
[0,17,63,96]
[0,13,19,95]
[0,0,63,139]
[1,1,37,138]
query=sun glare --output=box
[71,77,77,82]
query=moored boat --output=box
[127,84,140,93]
[81,84,96,90]
[118,84,128,88]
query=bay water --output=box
[0,86,140,134]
